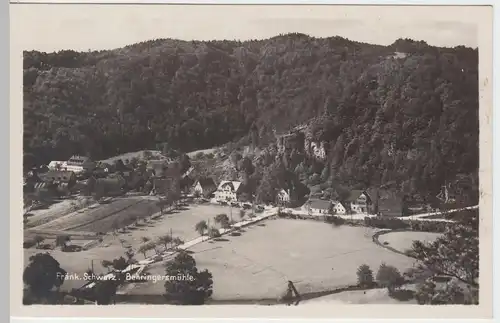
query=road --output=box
[283,205,479,223]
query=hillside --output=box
[23,34,479,205]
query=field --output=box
[23,203,239,291]
[298,286,417,305]
[24,201,441,302]
[128,219,421,300]
[25,196,92,228]
[29,197,159,233]
[99,150,164,164]
[378,231,442,253]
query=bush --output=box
[364,216,409,230]
[356,264,374,288]
[376,263,405,292]
[389,289,415,301]
[324,215,345,226]
[37,243,54,250]
[408,220,449,233]
[23,239,37,249]
[208,227,221,238]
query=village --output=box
[22,147,475,305]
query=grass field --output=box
[299,286,418,305]
[378,231,442,253]
[99,150,164,164]
[31,197,158,233]
[25,197,92,228]
[23,243,127,291]
[23,203,239,292]
[128,219,419,300]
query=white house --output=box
[48,156,95,174]
[333,201,347,215]
[48,160,66,170]
[215,181,242,202]
[310,141,327,160]
[276,189,291,205]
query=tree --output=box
[23,253,66,298]
[171,237,184,250]
[111,219,120,235]
[179,154,192,175]
[158,234,173,249]
[410,209,478,287]
[112,256,129,271]
[33,235,45,248]
[239,209,245,220]
[164,251,213,305]
[138,244,150,259]
[55,235,70,249]
[208,227,221,238]
[141,236,151,243]
[415,277,478,305]
[195,220,208,237]
[124,249,137,264]
[101,260,113,272]
[145,241,159,255]
[356,264,374,288]
[214,213,230,229]
[94,279,119,305]
[376,263,404,292]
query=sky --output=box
[11,4,482,52]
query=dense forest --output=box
[23,33,479,205]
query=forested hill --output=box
[23,34,479,203]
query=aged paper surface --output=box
[10,3,493,318]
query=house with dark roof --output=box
[152,177,180,196]
[192,178,217,198]
[376,193,404,217]
[307,199,332,214]
[342,190,372,214]
[94,175,126,197]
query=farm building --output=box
[192,178,217,198]
[343,190,372,214]
[276,189,291,205]
[215,181,243,203]
[308,199,332,214]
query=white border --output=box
[8,0,498,322]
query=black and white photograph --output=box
[12,3,493,317]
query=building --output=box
[310,141,327,160]
[192,178,217,198]
[276,189,291,205]
[343,190,372,214]
[308,199,332,214]
[41,170,76,185]
[48,160,66,170]
[94,176,127,197]
[333,201,347,215]
[48,156,95,174]
[214,181,242,203]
